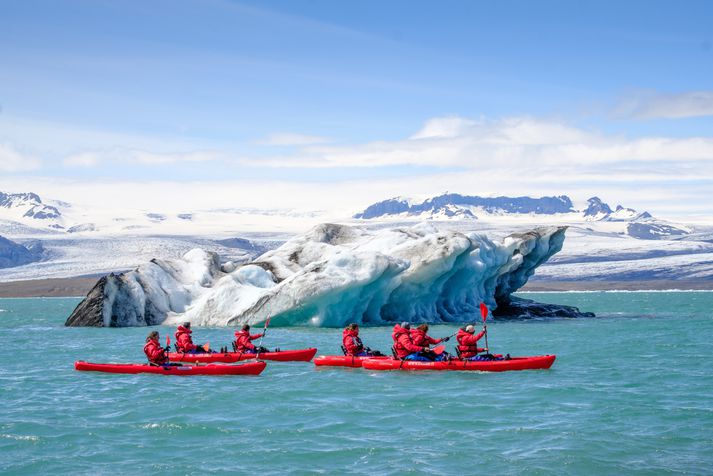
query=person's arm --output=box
[250,333,263,340]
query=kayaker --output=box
[342,323,383,357]
[144,330,169,366]
[456,324,487,359]
[234,324,268,354]
[175,322,208,354]
[410,324,449,347]
[392,322,432,361]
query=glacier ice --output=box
[65,222,579,327]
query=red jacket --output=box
[410,328,442,347]
[144,338,168,365]
[342,328,364,355]
[234,330,263,352]
[392,325,425,359]
[175,326,197,352]
[456,328,486,359]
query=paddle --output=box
[255,314,271,360]
[431,344,446,355]
[480,302,490,353]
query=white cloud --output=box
[64,152,99,167]
[240,116,713,170]
[0,143,41,172]
[130,150,221,165]
[258,132,333,146]
[615,91,713,119]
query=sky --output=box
[1,0,712,219]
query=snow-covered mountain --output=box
[354,194,575,219]
[355,193,692,241]
[65,223,592,327]
[0,191,63,227]
[0,189,712,288]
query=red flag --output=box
[480,303,488,322]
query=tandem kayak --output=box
[74,360,267,376]
[361,355,556,372]
[314,355,390,368]
[168,348,317,363]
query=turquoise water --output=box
[1,292,712,475]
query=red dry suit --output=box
[342,328,364,355]
[234,330,263,352]
[392,325,425,359]
[144,338,168,365]
[175,326,197,352]
[456,328,487,359]
[410,328,443,347]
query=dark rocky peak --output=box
[353,197,411,219]
[582,197,613,218]
[0,234,44,268]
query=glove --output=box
[483,325,487,331]
[164,346,171,352]
[442,336,450,342]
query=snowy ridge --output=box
[65,223,576,327]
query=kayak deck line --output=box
[167,348,317,363]
[314,355,390,368]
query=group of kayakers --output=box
[144,320,499,366]
[343,321,501,361]
[143,322,267,365]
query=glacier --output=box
[65,222,593,327]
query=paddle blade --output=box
[480,303,488,322]
[432,344,446,355]
[166,334,170,347]
[264,316,271,328]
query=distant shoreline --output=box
[1,275,712,298]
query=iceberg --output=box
[65,223,592,327]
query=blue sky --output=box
[1,0,712,217]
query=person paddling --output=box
[144,330,169,366]
[234,324,269,354]
[456,324,490,360]
[410,324,451,361]
[410,324,450,347]
[392,322,433,361]
[342,323,383,357]
[175,322,208,354]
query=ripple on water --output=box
[1,295,713,475]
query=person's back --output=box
[144,331,168,365]
[234,325,264,353]
[456,325,486,359]
[410,324,443,347]
[392,323,426,359]
[175,323,197,353]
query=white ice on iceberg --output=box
[67,222,567,327]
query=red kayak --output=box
[314,355,390,368]
[361,355,556,372]
[167,348,317,363]
[74,360,266,376]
